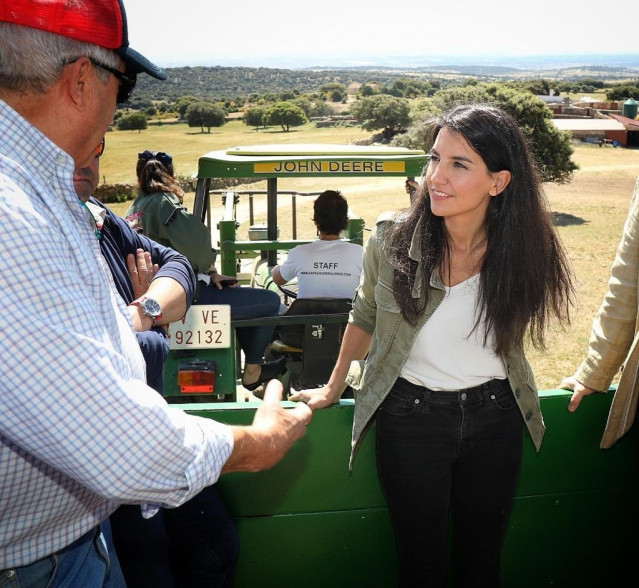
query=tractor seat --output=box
[276,297,353,350]
[270,297,352,391]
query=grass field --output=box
[100,120,372,185]
[103,122,639,390]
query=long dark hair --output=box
[136,150,184,203]
[384,104,574,354]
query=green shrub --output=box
[95,183,135,204]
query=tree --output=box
[319,82,347,98]
[360,84,375,97]
[350,94,411,142]
[174,95,198,119]
[263,102,308,132]
[291,97,313,118]
[308,100,333,118]
[116,112,148,132]
[186,102,226,133]
[292,96,334,118]
[244,106,266,130]
[606,84,639,101]
[279,90,298,101]
[524,78,559,97]
[393,83,577,184]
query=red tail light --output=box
[177,360,217,394]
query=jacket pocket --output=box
[375,279,400,313]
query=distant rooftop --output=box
[551,118,626,131]
[607,113,639,130]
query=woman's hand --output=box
[290,323,371,411]
[289,385,343,411]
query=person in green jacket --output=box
[293,104,575,587]
[126,150,284,392]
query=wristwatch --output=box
[129,296,163,326]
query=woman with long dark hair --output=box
[292,104,574,586]
[126,150,285,392]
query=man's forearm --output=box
[146,276,189,325]
[271,265,286,286]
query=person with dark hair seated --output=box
[272,190,363,300]
[126,150,285,392]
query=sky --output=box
[124,0,638,70]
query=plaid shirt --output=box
[0,100,233,569]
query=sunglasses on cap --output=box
[138,150,173,168]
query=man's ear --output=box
[489,170,512,197]
[63,57,93,111]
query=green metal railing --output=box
[206,189,364,276]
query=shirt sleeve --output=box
[1,182,233,508]
[278,246,301,283]
[129,222,196,304]
[349,223,381,335]
[98,200,196,306]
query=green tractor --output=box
[162,143,427,402]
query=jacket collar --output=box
[408,217,423,262]
[406,217,446,297]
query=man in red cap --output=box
[0,2,312,586]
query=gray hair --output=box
[0,23,120,94]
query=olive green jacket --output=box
[575,177,639,449]
[345,217,545,467]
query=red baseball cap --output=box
[0,0,167,80]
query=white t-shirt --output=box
[278,239,363,299]
[401,273,507,390]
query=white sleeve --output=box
[278,246,302,282]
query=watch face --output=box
[142,298,162,317]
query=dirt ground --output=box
[527,148,639,389]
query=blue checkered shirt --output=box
[0,100,234,569]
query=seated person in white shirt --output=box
[271,190,363,299]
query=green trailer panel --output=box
[182,389,638,586]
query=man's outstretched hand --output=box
[222,380,313,474]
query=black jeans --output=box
[376,377,524,588]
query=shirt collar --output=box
[0,98,75,188]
